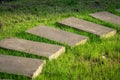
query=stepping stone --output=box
[26,26,88,47]
[89,11,120,26]
[58,17,116,38]
[116,9,120,12]
[0,38,65,60]
[0,54,46,79]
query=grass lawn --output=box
[0,0,120,80]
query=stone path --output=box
[0,38,65,60]
[58,17,116,38]
[116,9,120,12]
[0,54,45,79]
[89,11,120,26]
[0,9,119,79]
[26,26,88,47]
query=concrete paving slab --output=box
[0,54,46,79]
[26,26,88,47]
[0,38,65,59]
[89,11,120,26]
[58,17,116,38]
[116,9,120,12]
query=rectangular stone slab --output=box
[0,38,65,60]
[58,17,116,38]
[116,9,120,12]
[26,26,88,47]
[0,54,46,79]
[89,11,120,26]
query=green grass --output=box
[0,0,120,80]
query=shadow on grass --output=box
[0,48,48,60]
[55,23,101,43]
[0,72,31,80]
[15,31,71,50]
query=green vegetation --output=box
[0,0,120,80]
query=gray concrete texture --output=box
[90,11,120,26]
[26,26,88,47]
[116,9,120,12]
[0,54,46,79]
[58,17,116,38]
[0,38,65,59]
